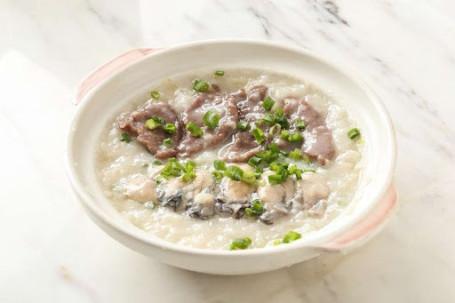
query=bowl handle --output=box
[76,48,160,104]
[312,183,398,253]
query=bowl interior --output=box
[68,40,395,253]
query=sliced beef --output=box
[177,91,241,158]
[118,101,183,159]
[222,85,269,162]
[284,98,335,165]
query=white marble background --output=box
[1,0,454,302]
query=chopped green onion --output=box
[268,142,280,154]
[145,119,161,130]
[281,130,290,140]
[303,155,311,164]
[348,128,361,139]
[152,160,162,165]
[120,133,131,143]
[269,124,281,136]
[289,148,303,160]
[242,171,256,185]
[295,119,306,130]
[253,167,263,179]
[186,121,204,137]
[268,174,284,184]
[262,96,275,111]
[230,237,252,250]
[256,150,279,163]
[225,165,244,181]
[214,70,224,76]
[274,108,289,129]
[203,110,220,130]
[212,170,224,181]
[164,123,176,134]
[214,160,226,171]
[288,165,302,179]
[252,128,265,144]
[150,90,160,100]
[163,138,172,147]
[193,79,210,93]
[237,121,250,131]
[262,113,276,124]
[303,168,316,173]
[248,156,262,167]
[288,132,303,143]
[183,160,197,182]
[160,158,185,178]
[282,231,301,243]
[244,199,264,217]
[273,240,282,246]
[151,116,166,125]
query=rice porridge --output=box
[96,69,363,250]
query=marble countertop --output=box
[1,0,454,302]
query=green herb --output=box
[151,116,166,125]
[269,124,281,136]
[183,160,197,182]
[163,138,172,147]
[262,96,275,111]
[303,155,311,164]
[274,108,289,129]
[150,90,160,100]
[281,130,290,140]
[164,123,176,134]
[225,165,244,181]
[120,133,131,143]
[262,113,276,124]
[214,160,226,171]
[288,165,303,179]
[212,170,224,181]
[273,240,282,246]
[289,148,303,160]
[214,70,224,76]
[253,167,263,179]
[203,110,220,130]
[268,142,280,154]
[230,237,252,250]
[295,119,306,130]
[282,231,301,243]
[256,150,279,163]
[152,160,162,165]
[160,158,185,179]
[268,162,290,184]
[186,121,204,137]
[242,171,256,185]
[144,202,156,210]
[248,156,262,167]
[145,118,161,130]
[303,168,316,173]
[252,128,265,144]
[245,199,264,217]
[288,132,303,142]
[193,79,210,93]
[348,128,361,139]
[237,121,250,131]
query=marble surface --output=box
[1,0,454,302]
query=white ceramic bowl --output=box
[67,40,397,275]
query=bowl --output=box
[67,40,397,275]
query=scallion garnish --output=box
[193,79,210,93]
[163,138,172,147]
[186,121,204,137]
[120,132,131,143]
[225,165,244,181]
[289,148,303,160]
[295,119,306,130]
[262,96,275,111]
[242,171,256,185]
[230,237,252,250]
[152,160,162,165]
[150,90,160,100]
[253,167,263,179]
[348,128,360,139]
[252,128,265,144]
[214,160,226,171]
[212,170,224,181]
[288,165,303,179]
[203,110,220,130]
[274,108,289,129]
[256,150,279,163]
[164,123,176,134]
[282,231,301,243]
[281,130,303,143]
[145,118,161,130]
[303,168,316,173]
[214,70,224,76]
[237,121,250,131]
[269,124,281,136]
[244,199,264,217]
[262,113,276,124]
[183,160,196,182]
[248,156,262,167]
